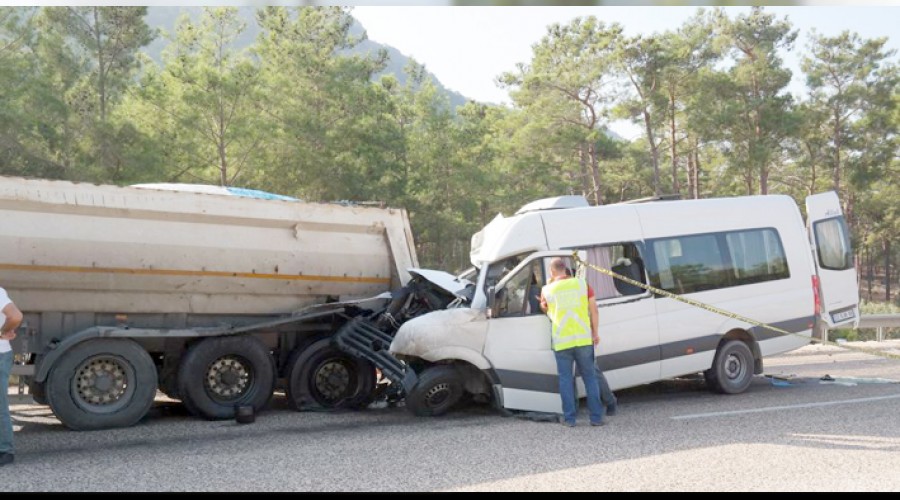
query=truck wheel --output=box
[177,336,275,420]
[705,340,754,394]
[405,365,464,417]
[285,338,376,411]
[45,339,158,431]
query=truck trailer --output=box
[0,176,454,430]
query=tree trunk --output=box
[669,90,680,195]
[692,140,701,199]
[578,145,591,199]
[846,191,855,235]
[686,142,695,199]
[643,109,660,197]
[760,164,769,195]
[94,7,106,124]
[886,239,892,303]
[589,141,603,205]
[866,245,872,301]
[833,109,842,194]
[218,101,227,185]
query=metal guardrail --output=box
[831,313,900,342]
[857,314,900,328]
[859,314,900,342]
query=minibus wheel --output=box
[405,365,464,417]
[705,340,754,394]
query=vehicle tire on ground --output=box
[29,379,48,406]
[405,365,465,417]
[705,339,755,394]
[285,338,377,411]
[45,339,158,431]
[177,335,275,420]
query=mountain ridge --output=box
[143,6,470,109]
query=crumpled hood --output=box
[389,307,485,357]
[407,268,472,298]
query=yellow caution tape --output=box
[571,251,900,362]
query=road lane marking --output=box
[672,393,900,420]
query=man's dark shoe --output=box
[606,404,618,417]
[590,419,607,426]
[0,453,14,466]
[561,420,576,427]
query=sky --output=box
[351,5,900,139]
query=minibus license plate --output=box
[832,309,856,322]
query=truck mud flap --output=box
[332,317,418,395]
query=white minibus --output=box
[390,191,860,416]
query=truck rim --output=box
[205,355,252,402]
[312,358,353,404]
[71,354,136,414]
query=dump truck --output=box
[1,176,460,430]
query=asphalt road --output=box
[4,340,900,492]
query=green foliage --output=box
[127,7,268,187]
[253,6,391,201]
[499,16,626,205]
[703,7,798,196]
[0,6,897,289]
[802,30,898,217]
[0,7,69,179]
[37,7,155,183]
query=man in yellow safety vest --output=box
[540,257,605,427]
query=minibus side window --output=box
[496,260,547,318]
[649,228,790,294]
[651,234,727,294]
[813,217,853,271]
[485,253,529,293]
[581,243,647,299]
[726,229,790,284]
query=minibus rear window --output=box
[813,217,853,271]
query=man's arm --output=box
[0,302,23,341]
[588,297,600,346]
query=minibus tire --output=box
[706,340,754,394]
[405,365,464,417]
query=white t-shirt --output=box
[0,287,11,353]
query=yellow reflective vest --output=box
[542,277,593,351]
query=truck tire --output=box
[285,338,376,411]
[405,365,464,417]
[705,339,754,394]
[29,379,48,406]
[45,339,158,431]
[177,335,275,420]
